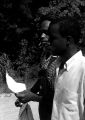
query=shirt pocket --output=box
[61,88,78,112]
[52,88,79,120]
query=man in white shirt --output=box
[48,17,85,120]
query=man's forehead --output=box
[49,23,60,35]
[41,20,51,30]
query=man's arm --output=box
[15,90,42,104]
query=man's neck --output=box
[60,45,79,65]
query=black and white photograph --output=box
[0,0,85,120]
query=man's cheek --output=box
[52,41,59,48]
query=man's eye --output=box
[44,31,48,35]
[50,36,55,39]
[40,30,48,35]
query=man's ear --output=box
[66,36,73,46]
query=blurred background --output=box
[0,0,85,93]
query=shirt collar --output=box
[64,50,83,71]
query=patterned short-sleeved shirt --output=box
[41,55,58,90]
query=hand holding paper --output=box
[6,71,26,93]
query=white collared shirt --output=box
[51,51,85,120]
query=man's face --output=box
[40,20,51,43]
[49,23,67,56]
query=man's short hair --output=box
[49,17,81,44]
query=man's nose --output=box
[41,33,49,41]
[41,33,47,38]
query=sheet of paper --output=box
[6,71,26,93]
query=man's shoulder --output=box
[81,55,85,71]
[82,55,85,63]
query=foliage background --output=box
[0,0,85,93]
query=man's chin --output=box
[52,50,62,56]
[52,51,59,56]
